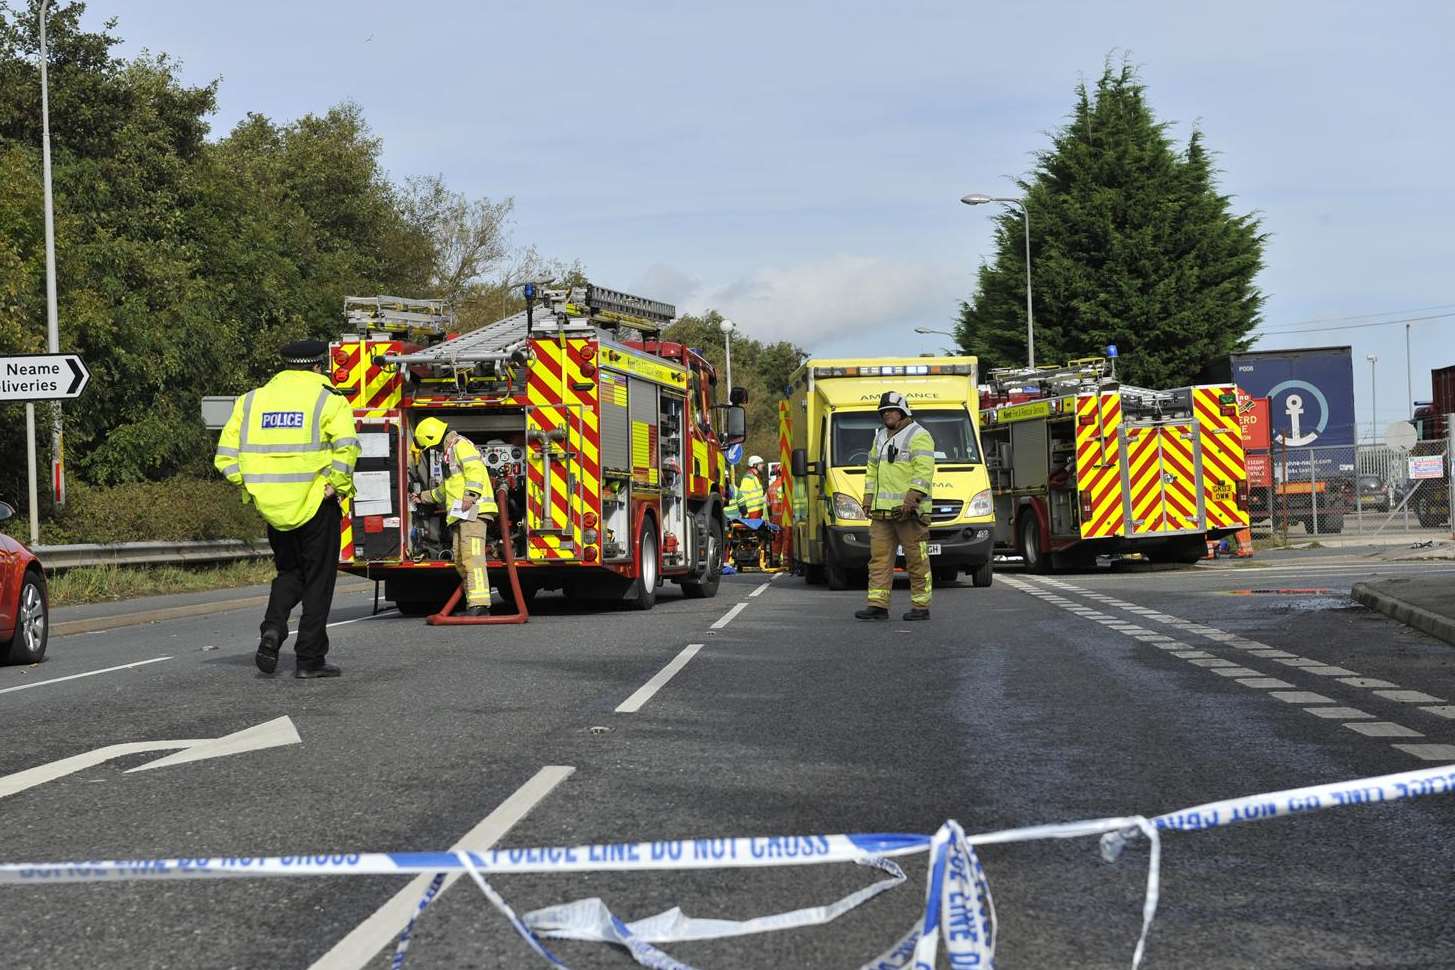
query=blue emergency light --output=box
[1106,344,1119,358]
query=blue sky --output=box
[89,0,1454,430]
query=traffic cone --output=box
[1235,528,1254,558]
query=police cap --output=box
[280,339,328,366]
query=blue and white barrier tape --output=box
[4,763,1452,969]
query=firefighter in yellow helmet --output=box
[414,417,499,616]
[856,391,936,621]
[214,339,360,678]
[735,455,767,519]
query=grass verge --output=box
[49,559,277,608]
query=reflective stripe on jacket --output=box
[214,370,360,531]
[863,421,935,512]
[430,433,499,525]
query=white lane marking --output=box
[0,656,171,695]
[328,609,399,628]
[615,644,705,714]
[125,716,301,773]
[1374,690,1445,704]
[749,582,771,598]
[1300,666,1360,677]
[1392,743,1455,760]
[0,740,199,799]
[309,765,573,970]
[1188,658,1239,667]
[1237,677,1295,689]
[1306,707,1376,719]
[1418,706,1455,719]
[1246,649,1297,658]
[1210,666,1265,678]
[1344,722,1423,738]
[1339,677,1398,689]
[711,602,748,629]
[1270,691,1335,704]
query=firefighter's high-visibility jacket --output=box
[429,433,498,525]
[735,471,765,518]
[214,371,361,531]
[864,421,936,512]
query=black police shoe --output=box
[295,661,341,679]
[463,605,490,618]
[854,606,889,620]
[255,629,281,674]
[903,608,931,621]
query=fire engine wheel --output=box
[1019,516,1051,574]
[629,522,659,611]
[682,518,723,599]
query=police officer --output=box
[413,417,498,616]
[856,391,936,621]
[735,455,767,519]
[215,340,360,677]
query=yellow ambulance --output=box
[778,357,995,589]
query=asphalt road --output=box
[5,550,1455,969]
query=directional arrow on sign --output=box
[0,716,300,799]
[0,352,91,402]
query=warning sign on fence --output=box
[1408,455,1446,480]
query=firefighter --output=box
[855,391,936,621]
[735,455,767,519]
[215,339,360,678]
[765,463,789,565]
[413,417,498,617]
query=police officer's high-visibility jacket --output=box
[864,420,936,512]
[735,471,765,518]
[214,370,360,531]
[429,433,498,525]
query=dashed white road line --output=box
[616,644,705,714]
[309,765,574,970]
[711,602,748,629]
[327,608,399,628]
[749,582,771,598]
[0,656,172,695]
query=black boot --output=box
[854,606,889,620]
[903,608,930,621]
[255,629,282,675]
[295,661,341,679]
[462,604,490,618]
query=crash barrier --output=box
[427,487,528,626]
[32,539,270,570]
[4,763,1453,969]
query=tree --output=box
[661,310,807,465]
[956,60,1266,387]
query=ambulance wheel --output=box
[825,549,850,590]
[629,522,659,611]
[1019,516,1050,574]
[682,518,723,599]
[971,561,994,588]
[934,566,960,586]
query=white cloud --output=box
[670,255,964,353]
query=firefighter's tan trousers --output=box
[867,515,932,609]
[452,519,490,608]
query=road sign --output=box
[0,353,90,402]
[1386,420,1418,452]
[725,443,743,466]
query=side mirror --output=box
[790,449,809,479]
[730,386,749,406]
[717,404,747,444]
[0,501,14,522]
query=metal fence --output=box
[1246,435,1452,541]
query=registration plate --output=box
[1211,481,1234,502]
[896,544,942,556]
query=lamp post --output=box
[1366,354,1378,445]
[961,193,1034,368]
[719,318,735,397]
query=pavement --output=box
[6,550,1455,967]
[1352,575,1455,646]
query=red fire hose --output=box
[426,486,529,625]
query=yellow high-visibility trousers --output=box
[866,516,932,608]
[452,519,491,608]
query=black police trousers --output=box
[262,497,341,662]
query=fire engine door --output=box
[1122,421,1204,535]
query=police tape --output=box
[2,762,1452,969]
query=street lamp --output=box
[1366,354,1378,444]
[719,317,735,397]
[962,193,1035,368]
[913,327,957,338]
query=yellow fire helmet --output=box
[414,416,449,449]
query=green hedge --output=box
[32,478,265,545]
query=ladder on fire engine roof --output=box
[344,296,455,335]
[988,357,1187,418]
[379,285,677,367]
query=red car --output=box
[0,501,48,665]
